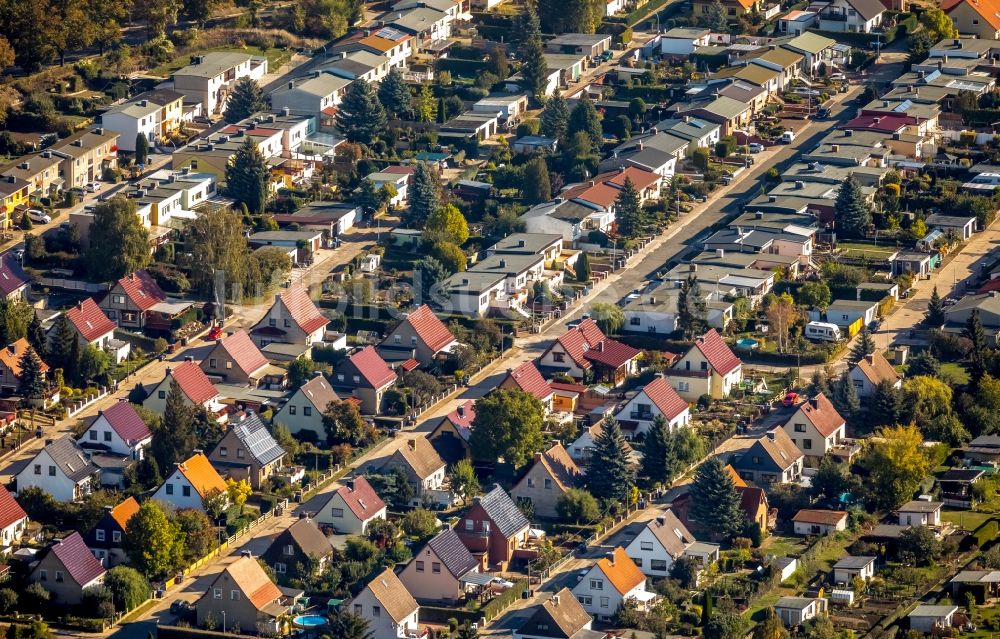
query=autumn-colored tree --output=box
[863,424,931,509]
[764,292,800,353]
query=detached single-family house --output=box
[0,253,29,301]
[143,360,222,416]
[731,429,804,487]
[0,487,27,554]
[943,0,1000,39]
[379,304,457,366]
[273,374,339,440]
[399,528,480,603]
[515,588,598,639]
[792,509,848,536]
[195,556,293,635]
[780,393,846,459]
[664,329,743,401]
[261,517,334,580]
[456,485,532,569]
[332,346,398,414]
[17,437,98,502]
[61,298,117,351]
[29,532,106,605]
[498,361,555,415]
[0,337,49,396]
[909,605,958,633]
[250,285,329,349]
[314,476,387,534]
[378,438,449,507]
[348,568,421,639]
[510,443,582,519]
[833,556,876,583]
[897,500,943,527]
[825,299,879,329]
[849,352,901,399]
[614,375,691,439]
[776,597,827,627]
[201,330,271,386]
[572,547,656,618]
[624,511,717,577]
[151,452,228,512]
[99,271,167,330]
[428,400,475,464]
[208,412,286,490]
[816,0,885,32]
[76,399,152,461]
[538,319,641,386]
[84,496,139,568]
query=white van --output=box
[805,321,841,342]
[781,130,795,144]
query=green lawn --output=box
[150,45,293,77]
[941,508,993,531]
[836,241,896,259]
[760,534,807,558]
[939,361,971,385]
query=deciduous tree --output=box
[556,488,600,523]
[469,389,544,468]
[122,501,184,578]
[85,197,151,281]
[863,424,931,509]
[448,459,480,505]
[764,292,799,354]
[104,566,152,612]
[425,204,470,245]
[590,302,624,335]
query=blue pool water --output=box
[293,615,327,627]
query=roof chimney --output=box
[407,438,417,451]
[346,479,355,491]
[766,430,775,441]
[809,397,819,409]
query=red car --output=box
[782,392,798,407]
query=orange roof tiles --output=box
[109,496,140,530]
[221,556,282,611]
[944,0,1000,31]
[176,452,227,498]
[0,338,48,378]
[115,271,165,312]
[503,361,553,401]
[693,329,741,376]
[0,486,27,531]
[595,547,645,594]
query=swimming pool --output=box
[292,615,327,627]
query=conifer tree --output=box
[677,275,707,339]
[568,95,603,151]
[49,313,76,379]
[576,251,590,282]
[519,4,549,103]
[27,314,46,359]
[690,458,744,539]
[614,176,643,238]
[378,68,412,119]
[17,347,46,400]
[522,158,551,204]
[135,133,149,166]
[849,326,876,365]
[835,175,872,238]
[225,139,270,215]
[336,78,386,145]
[540,90,569,141]
[223,77,266,124]
[966,309,988,383]
[585,419,634,503]
[871,379,902,426]
[641,414,675,486]
[926,286,945,326]
[833,369,860,416]
[436,97,447,124]
[405,162,441,228]
[151,379,197,469]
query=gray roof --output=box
[477,485,530,537]
[843,0,885,19]
[898,500,942,512]
[175,52,260,78]
[440,271,506,294]
[229,413,285,466]
[776,597,818,610]
[523,200,601,225]
[249,230,322,242]
[43,437,99,483]
[490,233,562,255]
[390,6,449,32]
[425,528,478,577]
[275,73,352,98]
[664,27,710,38]
[910,605,958,618]
[280,518,334,558]
[833,556,876,569]
[547,33,611,47]
[925,214,976,227]
[472,252,543,276]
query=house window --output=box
[590,579,603,590]
[275,563,286,574]
[393,335,401,344]
[331,508,344,518]
[651,559,668,571]
[166,484,174,495]
[640,541,654,551]
[372,606,381,618]
[432,562,441,573]
[96,529,105,541]
[214,588,222,599]
[483,521,490,533]
[416,561,424,572]
[354,605,362,615]
[553,352,565,363]
[209,359,217,368]
[353,375,360,384]
[112,531,121,543]
[39,570,46,581]
[284,544,295,556]
[700,361,708,371]
[89,431,97,440]
[220,447,228,457]
[630,316,641,325]
[289,406,297,415]
[527,478,535,488]
[544,478,552,489]
[237,449,245,459]
[752,456,761,465]
[269,319,276,327]
[794,423,806,433]
[600,597,609,608]
[55,571,64,582]
[284,319,291,328]
[578,596,592,606]
[803,439,812,450]
[465,519,474,531]
[633,557,643,567]
[304,407,312,417]
[158,391,166,399]
[48,466,56,476]
[231,590,240,600]
[33,464,40,475]
[104,431,112,442]
[337,374,344,382]
[182,486,191,497]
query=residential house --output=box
[678,96,753,136]
[571,547,656,618]
[909,605,959,633]
[99,271,167,330]
[775,597,827,627]
[208,412,286,490]
[943,0,1000,39]
[0,337,49,395]
[48,128,120,190]
[60,298,117,351]
[399,528,480,603]
[0,253,29,301]
[0,487,27,554]
[428,400,475,464]
[335,26,413,70]
[201,330,271,386]
[538,319,641,386]
[16,437,97,502]
[778,9,819,34]
[0,176,28,230]
[792,509,848,535]
[623,511,717,577]
[510,443,582,519]
[546,34,612,57]
[101,89,185,152]
[173,52,268,116]
[273,374,339,440]
[780,394,846,459]
[849,352,902,399]
[250,285,329,349]
[825,299,879,329]
[151,452,228,512]
[660,27,711,55]
[378,305,457,366]
[749,48,804,91]
[366,170,410,209]
[0,151,64,199]
[945,292,1000,331]
[84,496,139,567]
[76,399,152,461]
[332,346,398,414]
[456,485,532,569]
[29,532,106,605]
[143,360,222,416]
[897,500,943,527]
[614,375,691,439]
[740,486,771,534]
[195,556,293,635]
[692,0,764,21]
[437,271,507,317]
[664,329,743,401]
[520,199,616,247]
[378,438,449,507]
[816,0,885,32]
[599,130,686,179]
[833,556,876,583]
[269,72,352,118]
[514,588,600,639]
[569,421,638,466]
[313,476,387,534]
[731,429,805,487]
[261,518,334,580]
[782,32,839,75]
[347,568,420,639]
[248,230,323,261]
[498,361,555,415]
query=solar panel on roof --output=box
[376,26,405,39]
[893,99,913,112]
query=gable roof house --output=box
[0,486,27,554]
[614,375,691,438]
[200,330,271,386]
[378,438,451,508]
[77,399,152,460]
[84,496,139,567]
[456,485,533,569]
[16,437,98,502]
[897,500,943,527]
[538,319,641,386]
[792,509,848,535]
[399,528,480,603]
[0,252,29,301]
[691,0,764,20]
[624,510,719,578]
[208,412,286,489]
[571,546,656,618]
[272,373,339,440]
[849,351,902,398]
[378,305,457,366]
[428,400,475,464]
[943,0,1000,39]
[143,360,224,419]
[332,346,398,414]
[515,587,602,639]
[816,0,885,32]
[0,337,49,395]
[314,476,387,534]
[776,597,828,627]
[195,556,294,636]
[498,361,555,415]
[99,271,167,330]
[731,429,804,487]
[348,567,421,639]
[663,329,743,401]
[261,517,334,580]
[510,443,583,519]
[250,285,329,349]
[29,532,106,604]
[779,393,846,459]
[151,452,228,512]
[61,298,117,351]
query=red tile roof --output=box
[637,375,689,421]
[350,346,397,389]
[335,476,386,521]
[401,305,456,354]
[583,338,641,369]
[279,285,329,335]
[792,509,847,526]
[0,253,29,296]
[98,400,152,446]
[553,319,607,370]
[49,532,105,586]
[843,113,918,133]
[169,360,219,405]
[503,361,553,401]
[605,167,661,192]
[399,358,419,372]
[446,400,476,431]
[216,330,268,376]
[116,271,166,312]
[65,298,116,343]
[794,393,845,438]
[0,486,26,531]
[944,0,1000,30]
[978,278,1000,294]
[693,329,741,376]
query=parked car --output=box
[748,142,765,153]
[26,209,51,224]
[85,181,101,192]
[781,130,796,144]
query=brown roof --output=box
[0,338,49,378]
[532,443,581,491]
[739,486,767,518]
[854,352,901,386]
[363,567,418,623]
[595,547,645,595]
[218,556,282,611]
[333,476,386,521]
[725,464,748,488]
[647,509,695,558]
[791,393,845,438]
[392,438,446,480]
[757,428,803,470]
[792,509,848,526]
[282,518,333,558]
[298,374,339,411]
[525,588,592,637]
